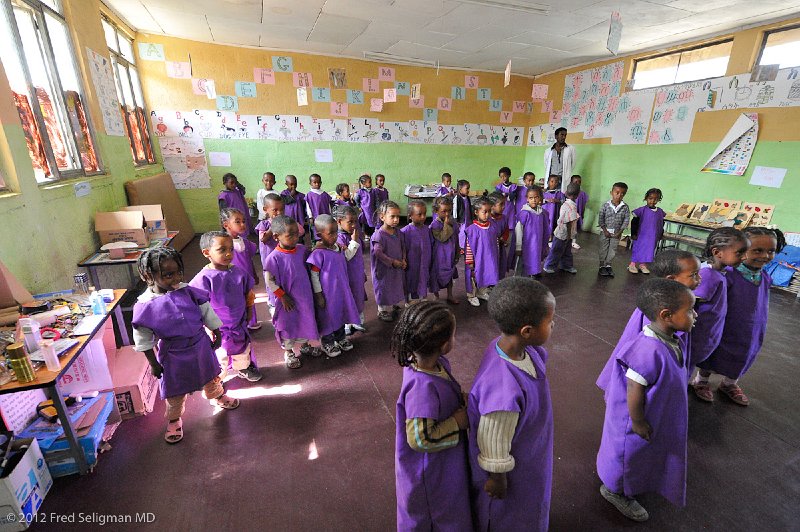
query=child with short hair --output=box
[629,188,666,274]
[371,200,407,322]
[515,185,550,278]
[263,216,322,369]
[597,278,696,521]
[570,174,588,249]
[488,191,511,276]
[453,179,473,227]
[401,200,433,302]
[220,208,261,331]
[374,173,389,205]
[543,182,581,274]
[689,228,749,401]
[393,301,472,531]
[429,196,460,304]
[132,247,239,445]
[495,166,517,232]
[334,205,367,335]
[355,174,377,237]
[308,215,361,357]
[334,183,355,209]
[437,172,454,197]
[694,226,784,406]
[189,231,262,382]
[460,197,499,307]
[256,171,276,221]
[280,175,307,231]
[256,193,285,259]
[305,174,332,239]
[508,172,536,270]
[218,173,252,235]
[598,182,630,277]
[468,277,556,531]
[542,174,564,238]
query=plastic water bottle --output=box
[18,318,42,353]
[39,340,61,372]
[90,291,107,315]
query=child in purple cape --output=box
[689,228,749,402]
[374,173,389,206]
[543,182,581,275]
[401,200,433,302]
[132,247,239,445]
[468,277,556,532]
[429,196,460,305]
[334,183,356,209]
[461,197,500,307]
[436,172,455,197]
[515,185,550,278]
[570,174,588,249]
[495,166,518,233]
[393,301,472,532]
[355,174,377,239]
[335,205,367,335]
[189,231,262,383]
[308,215,361,357]
[305,173,332,240]
[264,216,322,369]
[597,278,696,521]
[218,173,252,236]
[371,200,407,322]
[453,179,473,227]
[488,191,511,278]
[280,174,307,235]
[694,226,784,406]
[508,171,536,270]
[629,188,666,274]
[221,208,261,331]
[542,174,564,238]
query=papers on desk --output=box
[28,338,79,362]
[71,315,105,336]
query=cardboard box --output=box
[123,204,168,240]
[56,337,113,397]
[0,439,53,531]
[94,211,148,247]
[110,346,159,419]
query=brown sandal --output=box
[692,383,714,402]
[718,383,749,406]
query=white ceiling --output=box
[104,0,800,76]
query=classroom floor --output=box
[38,233,799,531]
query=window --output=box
[758,25,800,69]
[101,15,155,165]
[0,0,101,182]
[632,40,733,90]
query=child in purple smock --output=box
[468,277,556,532]
[543,182,581,274]
[256,171,276,221]
[629,188,666,274]
[189,231,262,383]
[597,278,696,522]
[374,173,389,206]
[401,200,433,302]
[132,248,239,445]
[355,174,377,238]
[597,250,701,395]
[305,173,332,240]
[688,228,749,402]
[453,179,473,227]
[436,172,455,197]
[264,216,322,369]
[542,175,564,239]
[334,183,356,210]
[280,174,307,234]
[508,171,536,269]
[218,173,252,236]
[515,185,550,277]
[570,174,588,249]
[488,191,511,278]
[335,205,367,335]
[392,301,472,532]
[694,226,784,406]
[371,200,407,322]
[308,215,361,358]
[221,207,261,331]
[429,196,460,305]
[495,166,518,231]
[461,197,500,308]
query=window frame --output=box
[101,13,156,166]
[755,23,800,69]
[2,0,104,182]
[631,38,734,90]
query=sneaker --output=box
[477,292,490,301]
[561,267,578,274]
[247,321,263,331]
[300,344,323,358]
[598,267,609,277]
[467,296,480,307]
[351,323,367,333]
[237,364,263,382]
[627,264,638,274]
[543,267,556,274]
[322,342,342,358]
[378,310,394,322]
[639,265,650,274]
[572,242,581,249]
[284,350,302,369]
[337,339,354,351]
[344,324,353,336]
[599,485,649,522]
[606,267,615,278]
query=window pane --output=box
[45,13,78,90]
[634,54,679,89]
[118,33,135,63]
[128,67,145,107]
[116,63,134,106]
[101,19,118,52]
[760,26,800,68]
[675,41,731,83]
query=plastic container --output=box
[39,340,61,372]
[7,342,35,383]
[90,291,107,316]
[18,318,42,353]
[73,273,90,297]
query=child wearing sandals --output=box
[468,277,556,531]
[461,197,500,307]
[221,207,262,332]
[263,216,322,369]
[692,226,784,406]
[132,247,239,444]
[628,188,666,274]
[371,200,407,322]
[335,205,368,335]
[515,185,550,278]
[393,301,472,531]
[429,196,460,304]
[597,279,696,522]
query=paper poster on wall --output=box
[410,83,421,100]
[395,81,410,96]
[235,81,257,98]
[438,97,452,111]
[331,102,348,117]
[647,85,706,144]
[500,111,512,124]
[166,61,191,79]
[531,84,548,100]
[378,67,395,81]
[85,47,126,136]
[527,124,557,146]
[409,97,424,109]
[465,76,479,89]
[607,11,622,55]
[254,68,275,84]
[348,118,380,143]
[742,202,775,225]
[138,43,165,61]
[208,151,231,166]
[363,78,379,93]
[702,113,758,175]
[314,149,333,163]
[159,136,210,189]
[346,90,363,105]
[272,56,293,72]
[611,91,654,145]
[204,79,217,99]
[384,88,397,103]
[329,68,347,88]
[216,95,239,112]
[749,166,786,189]
[297,87,308,107]
[370,98,383,112]
[191,78,211,95]
[513,101,526,113]
[562,62,623,133]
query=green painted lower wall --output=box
[524,141,799,233]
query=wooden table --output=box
[0,289,126,475]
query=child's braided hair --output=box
[137,247,184,286]
[390,301,455,367]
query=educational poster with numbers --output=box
[611,91,655,145]
[562,61,624,134]
[647,85,707,144]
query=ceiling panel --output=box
[141,0,261,22]
[307,13,370,46]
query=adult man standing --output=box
[544,127,576,193]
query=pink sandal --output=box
[692,383,714,402]
[718,383,749,406]
[165,419,183,444]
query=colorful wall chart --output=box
[702,113,758,175]
[561,61,624,134]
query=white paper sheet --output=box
[749,166,786,188]
[208,152,231,167]
[314,149,333,163]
